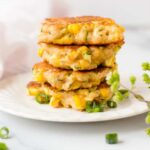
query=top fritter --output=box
[38,16,124,45]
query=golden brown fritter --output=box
[32,62,116,91]
[38,16,124,45]
[27,81,112,110]
[38,42,122,70]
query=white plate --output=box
[0,45,149,122]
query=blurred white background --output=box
[0,0,150,78]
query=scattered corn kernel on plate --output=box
[0,45,149,122]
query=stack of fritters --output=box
[27,16,124,111]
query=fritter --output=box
[38,42,122,70]
[27,81,112,110]
[38,16,124,45]
[32,62,116,91]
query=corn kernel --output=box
[50,94,62,107]
[99,88,110,99]
[68,24,81,34]
[54,35,73,44]
[78,46,89,53]
[68,51,78,61]
[53,59,61,66]
[33,71,45,82]
[27,88,39,96]
[38,48,44,57]
[73,95,85,110]
[79,60,89,68]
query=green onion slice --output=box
[85,101,104,113]
[107,100,117,108]
[0,142,8,150]
[35,93,50,104]
[0,127,9,139]
[106,133,118,144]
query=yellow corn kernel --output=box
[68,51,78,61]
[27,88,39,96]
[99,88,110,99]
[79,60,90,68]
[73,95,85,110]
[70,82,81,89]
[53,59,61,66]
[68,24,81,34]
[38,48,44,57]
[78,46,89,53]
[33,72,45,82]
[50,94,62,107]
[54,35,73,44]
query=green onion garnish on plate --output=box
[0,142,8,150]
[35,93,50,104]
[105,133,118,144]
[0,127,9,139]
[107,100,117,108]
[86,101,104,113]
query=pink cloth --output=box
[0,0,68,79]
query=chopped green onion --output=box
[83,53,91,62]
[143,73,150,84]
[112,71,120,82]
[145,128,150,136]
[0,142,8,150]
[113,89,129,103]
[98,103,105,112]
[107,71,120,85]
[85,101,93,113]
[107,100,117,108]
[111,81,119,92]
[85,101,104,113]
[113,91,124,102]
[93,107,101,112]
[86,101,92,106]
[142,62,150,71]
[130,76,136,89]
[105,133,118,144]
[35,93,50,104]
[85,107,93,113]
[119,89,129,99]
[85,50,92,55]
[0,127,9,139]
[93,101,104,112]
[145,112,150,124]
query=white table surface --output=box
[0,111,149,150]
[0,29,150,150]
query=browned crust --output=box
[39,41,124,50]
[27,80,109,91]
[43,16,117,26]
[27,81,41,88]
[33,61,116,74]
[38,16,124,45]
